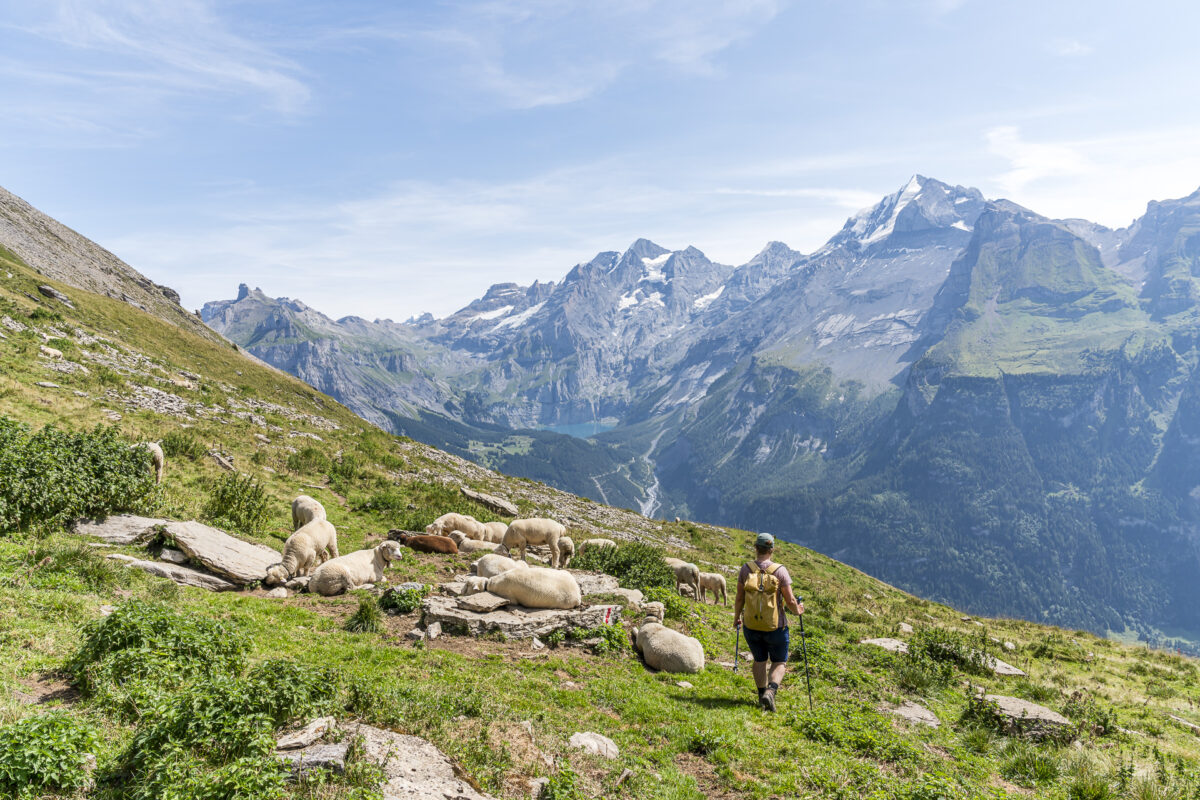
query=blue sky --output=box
[3,0,1200,320]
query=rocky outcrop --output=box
[460,486,519,516]
[421,594,619,639]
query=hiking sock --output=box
[757,687,766,698]
[768,682,779,691]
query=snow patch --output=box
[642,253,670,267]
[640,252,671,284]
[472,305,512,321]
[952,220,972,232]
[492,302,545,330]
[643,291,666,307]
[617,293,638,310]
[693,285,725,310]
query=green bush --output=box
[0,417,155,533]
[378,584,429,614]
[908,627,992,675]
[202,473,270,535]
[345,595,384,634]
[685,727,728,756]
[641,586,689,620]
[161,430,205,461]
[790,703,920,764]
[569,541,674,591]
[0,712,99,796]
[540,764,587,800]
[286,446,330,476]
[894,651,954,693]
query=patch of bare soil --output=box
[674,752,738,799]
[17,672,80,706]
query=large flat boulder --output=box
[860,637,909,654]
[882,701,940,728]
[423,595,620,639]
[460,487,519,517]
[984,655,1026,676]
[163,521,279,584]
[72,515,168,544]
[341,722,498,800]
[569,570,619,596]
[107,554,236,591]
[983,694,1072,739]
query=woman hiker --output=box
[733,532,804,711]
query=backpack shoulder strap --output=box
[744,561,760,575]
[762,563,781,576]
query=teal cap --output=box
[754,532,775,549]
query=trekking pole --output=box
[797,613,813,710]
[733,622,741,674]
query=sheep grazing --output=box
[469,566,581,609]
[631,603,705,674]
[133,441,165,484]
[480,521,508,544]
[265,518,339,586]
[291,495,327,531]
[471,554,528,578]
[389,530,458,555]
[498,518,567,568]
[663,557,686,569]
[698,572,728,605]
[577,538,617,555]
[309,541,404,596]
[671,562,700,598]
[558,536,575,568]
[449,531,501,554]
[426,512,487,540]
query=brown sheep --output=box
[388,530,458,554]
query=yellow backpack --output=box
[743,562,783,631]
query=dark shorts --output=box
[742,626,789,663]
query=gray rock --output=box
[568,731,619,759]
[115,557,237,591]
[277,717,336,750]
[860,637,908,654]
[676,681,693,689]
[460,486,519,517]
[601,587,644,606]
[983,654,1025,677]
[266,587,289,599]
[983,695,1072,739]
[37,284,74,307]
[1168,714,1200,736]
[158,547,188,564]
[99,605,116,616]
[278,742,348,777]
[1003,641,1016,652]
[35,381,60,389]
[164,520,280,584]
[406,629,425,641]
[457,592,512,613]
[73,514,167,544]
[425,621,442,640]
[882,701,940,728]
[209,451,236,471]
[340,722,499,799]
[898,622,914,634]
[530,777,550,799]
[423,595,621,640]
[568,570,619,596]
[286,575,311,592]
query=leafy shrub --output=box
[345,595,384,634]
[894,651,954,693]
[569,541,674,591]
[378,584,429,614]
[161,430,205,460]
[0,712,99,796]
[685,727,727,757]
[545,629,566,648]
[641,586,689,620]
[202,473,270,535]
[1063,690,1118,737]
[0,417,155,533]
[286,446,330,476]
[908,627,992,675]
[242,660,340,728]
[566,623,628,655]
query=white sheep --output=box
[480,521,508,543]
[698,572,728,605]
[291,495,327,531]
[663,557,686,569]
[133,441,165,484]
[426,512,487,539]
[497,518,566,568]
[308,541,404,596]
[471,553,529,578]
[631,603,705,674]
[671,562,700,597]
[450,531,501,554]
[264,518,339,586]
[467,566,581,609]
[577,538,617,555]
[558,536,575,568]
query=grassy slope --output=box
[1,250,1200,799]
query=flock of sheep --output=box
[256,496,730,673]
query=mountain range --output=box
[198,176,1200,647]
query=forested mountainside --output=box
[204,178,1200,651]
[4,185,1200,800]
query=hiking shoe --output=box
[760,686,777,712]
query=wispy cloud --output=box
[986,125,1092,194]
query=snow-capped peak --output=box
[827,175,986,252]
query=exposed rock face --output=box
[72,515,166,545]
[882,701,940,728]
[982,695,1072,740]
[860,637,908,654]
[163,521,280,584]
[106,554,237,591]
[460,487,519,516]
[341,722,499,800]
[421,595,619,639]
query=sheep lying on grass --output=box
[497,518,566,568]
[464,566,581,609]
[631,601,705,674]
[309,541,404,596]
[133,441,165,484]
[578,538,617,555]
[671,562,700,598]
[450,531,500,554]
[698,572,728,605]
[265,519,339,586]
[471,554,528,578]
[389,530,458,554]
[481,521,507,543]
[291,495,326,530]
[558,536,575,567]
[425,512,486,539]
